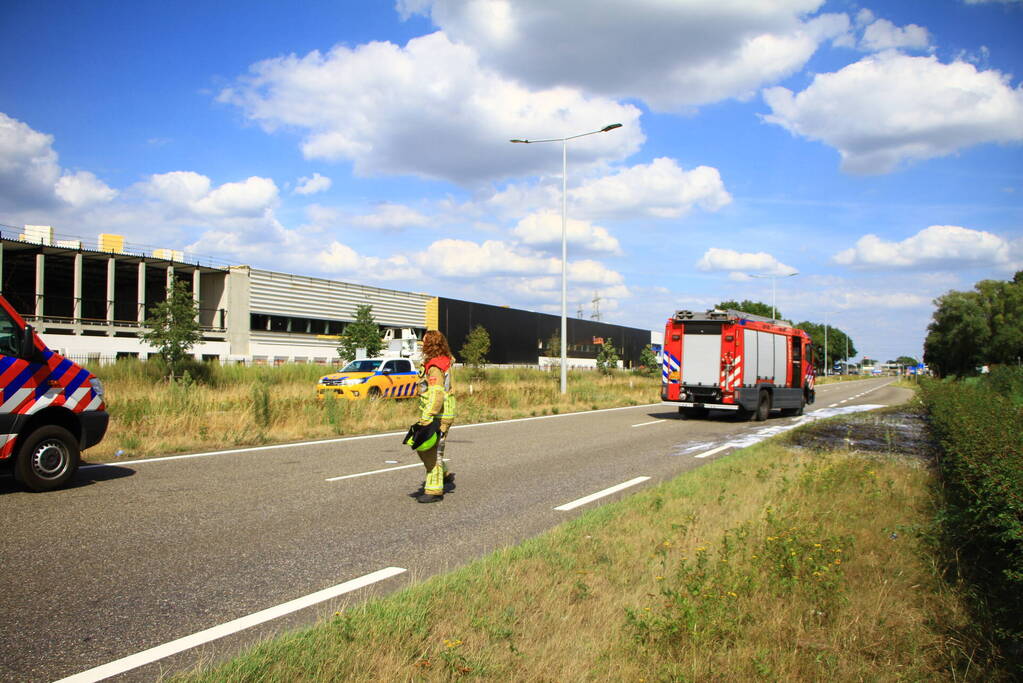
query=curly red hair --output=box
[422,330,453,361]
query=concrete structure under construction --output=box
[0,226,658,366]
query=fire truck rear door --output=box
[681,322,721,386]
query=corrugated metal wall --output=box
[248,269,430,328]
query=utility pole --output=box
[590,292,601,321]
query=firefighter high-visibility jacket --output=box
[418,355,456,426]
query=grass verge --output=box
[91,362,659,462]
[174,409,1002,681]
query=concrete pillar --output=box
[73,253,83,321]
[193,269,201,325]
[227,266,251,359]
[137,261,146,323]
[35,252,45,317]
[106,257,116,323]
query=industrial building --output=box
[1,226,659,367]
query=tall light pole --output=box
[749,271,798,320]
[511,123,623,394]
[823,310,836,377]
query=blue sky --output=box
[2,0,1021,363]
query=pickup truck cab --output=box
[0,294,109,491]
[316,357,419,401]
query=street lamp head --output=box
[509,138,528,143]
[601,123,622,132]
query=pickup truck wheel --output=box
[754,391,771,422]
[367,386,382,401]
[14,425,80,492]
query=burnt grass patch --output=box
[785,404,936,465]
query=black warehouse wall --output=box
[437,297,651,366]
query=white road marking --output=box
[83,402,664,469]
[326,463,422,481]
[829,404,839,408]
[631,420,665,428]
[554,476,651,511]
[55,567,407,683]
[694,444,730,459]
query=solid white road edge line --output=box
[55,567,407,683]
[694,444,730,459]
[554,476,651,511]
[83,403,664,469]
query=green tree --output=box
[716,299,778,320]
[923,273,1023,376]
[894,356,919,368]
[795,321,856,373]
[140,279,202,379]
[596,338,620,374]
[636,344,658,376]
[337,305,384,363]
[460,324,490,374]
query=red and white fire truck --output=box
[660,309,815,420]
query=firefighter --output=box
[414,330,456,503]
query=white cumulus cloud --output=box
[219,31,642,185]
[511,211,621,255]
[402,0,849,111]
[570,158,731,219]
[54,171,118,207]
[762,52,1023,174]
[697,247,797,277]
[294,172,332,195]
[860,18,931,51]
[833,225,1015,269]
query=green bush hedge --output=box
[920,378,1023,667]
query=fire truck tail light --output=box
[725,335,734,342]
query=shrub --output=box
[920,378,1023,668]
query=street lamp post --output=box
[511,123,623,394]
[823,311,836,377]
[749,271,798,320]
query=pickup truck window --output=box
[340,360,383,373]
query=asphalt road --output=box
[0,377,907,682]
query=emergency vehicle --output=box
[661,309,815,420]
[316,357,420,401]
[0,294,108,491]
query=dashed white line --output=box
[694,444,731,459]
[631,420,665,428]
[555,476,651,511]
[326,463,422,481]
[55,567,407,683]
[829,403,839,408]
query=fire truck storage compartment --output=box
[682,322,721,386]
[743,329,788,385]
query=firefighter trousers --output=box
[419,422,451,495]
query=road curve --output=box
[0,378,907,682]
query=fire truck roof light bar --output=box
[672,309,792,327]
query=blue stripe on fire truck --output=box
[662,351,680,383]
[35,358,74,400]
[5,364,39,403]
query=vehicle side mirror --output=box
[21,325,43,362]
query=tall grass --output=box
[90,362,659,461]
[175,429,997,681]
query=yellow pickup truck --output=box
[316,357,419,401]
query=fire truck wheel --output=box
[754,391,771,421]
[14,425,81,492]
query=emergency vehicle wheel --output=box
[368,386,382,401]
[754,391,771,421]
[14,425,80,492]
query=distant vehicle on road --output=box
[660,309,815,420]
[316,357,419,401]
[0,294,108,491]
